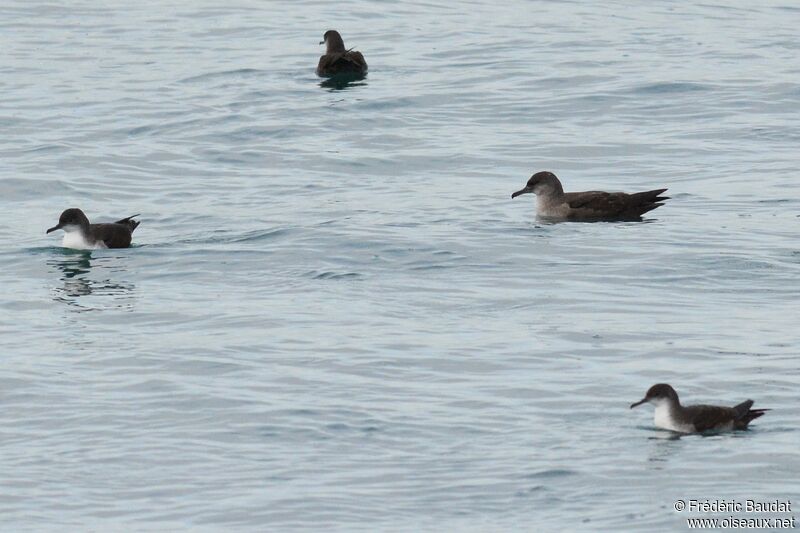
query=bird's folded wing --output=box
[683,404,736,432]
[565,191,627,214]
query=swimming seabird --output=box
[511,171,668,221]
[630,384,768,433]
[46,208,140,249]
[316,30,367,77]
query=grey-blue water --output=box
[2,1,799,531]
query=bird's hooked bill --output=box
[511,186,532,199]
[630,398,647,409]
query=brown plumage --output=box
[316,30,367,77]
[89,215,141,248]
[511,171,668,221]
[683,400,768,432]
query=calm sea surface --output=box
[1,1,799,531]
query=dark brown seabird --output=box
[630,384,768,433]
[316,30,367,77]
[46,208,140,249]
[511,171,668,221]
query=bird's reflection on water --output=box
[319,73,367,91]
[641,429,684,471]
[48,249,136,310]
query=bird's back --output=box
[317,51,367,76]
[682,400,767,432]
[564,188,668,220]
[89,215,140,248]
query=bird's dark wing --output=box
[731,399,769,429]
[565,191,630,217]
[731,399,754,420]
[683,404,738,432]
[317,52,367,76]
[346,51,367,71]
[565,188,668,220]
[317,55,333,75]
[114,214,139,224]
[90,223,134,249]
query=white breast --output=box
[653,403,694,433]
[62,231,105,250]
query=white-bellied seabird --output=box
[47,208,140,249]
[630,384,768,433]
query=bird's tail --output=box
[741,408,769,425]
[631,188,670,204]
[622,188,668,217]
[733,399,769,428]
[115,214,141,232]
